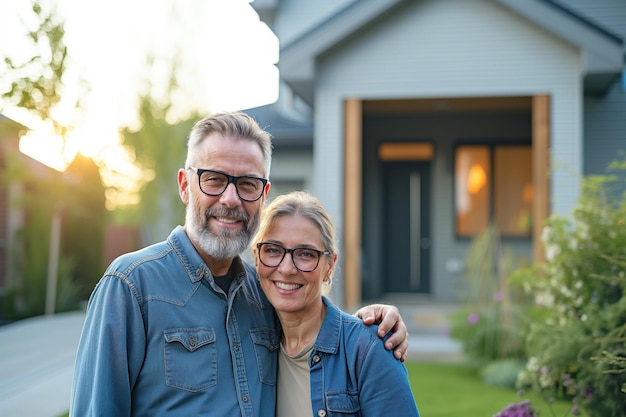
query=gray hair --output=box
[185,112,273,177]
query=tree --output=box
[1,0,86,137]
[62,154,106,302]
[118,93,199,242]
[0,0,100,318]
[115,56,203,241]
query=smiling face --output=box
[178,133,270,267]
[255,214,335,318]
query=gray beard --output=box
[186,205,258,260]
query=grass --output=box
[406,361,583,417]
[58,362,583,417]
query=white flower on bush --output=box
[559,285,573,299]
[574,296,583,307]
[534,291,554,306]
[542,226,560,260]
[538,366,553,389]
[526,357,540,372]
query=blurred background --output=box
[1,1,625,416]
[0,0,280,320]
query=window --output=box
[455,144,532,238]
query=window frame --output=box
[453,140,532,240]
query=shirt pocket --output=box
[250,327,280,386]
[164,328,217,392]
[325,390,361,416]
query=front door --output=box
[382,161,431,294]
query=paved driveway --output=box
[0,311,85,417]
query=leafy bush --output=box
[450,225,530,364]
[482,359,527,389]
[1,153,99,319]
[450,304,528,364]
[513,159,626,417]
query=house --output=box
[248,0,626,309]
[0,113,138,318]
[0,114,63,310]
[0,114,22,298]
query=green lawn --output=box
[407,361,581,417]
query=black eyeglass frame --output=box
[256,242,331,272]
[188,167,268,202]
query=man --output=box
[70,112,408,416]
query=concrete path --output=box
[0,311,85,417]
[398,300,463,362]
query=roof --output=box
[277,0,625,104]
[0,113,62,177]
[244,104,313,149]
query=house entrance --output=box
[381,160,431,294]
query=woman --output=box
[252,191,420,417]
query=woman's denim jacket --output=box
[309,297,420,417]
[70,226,281,416]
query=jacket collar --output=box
[313,296,342,354]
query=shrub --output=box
[1,152,98,319]
[450,225,530,364]
[513,159,626,417]
[482,359,527,389]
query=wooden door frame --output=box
[343,99,362,310]
[342,95,550,307]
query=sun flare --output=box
[2,0,279,210]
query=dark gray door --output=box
[382,161,431,293]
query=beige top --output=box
[276,342,314,417]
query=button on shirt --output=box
[70,226,280,416]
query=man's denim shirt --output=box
[309,297,420,417]
[70,226,281,416]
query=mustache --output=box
[204,207,250,224]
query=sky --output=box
[0,0,279,182]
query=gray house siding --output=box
[268,149,313,197]
[551,0,626,176]
[584,81,626,175]
[314,0,584,215]
[311,0,586,300]
[251,0,625,304]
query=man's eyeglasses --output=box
[256,242,331,272]
[188,167,268,202]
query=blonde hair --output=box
[253,191,338,292]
